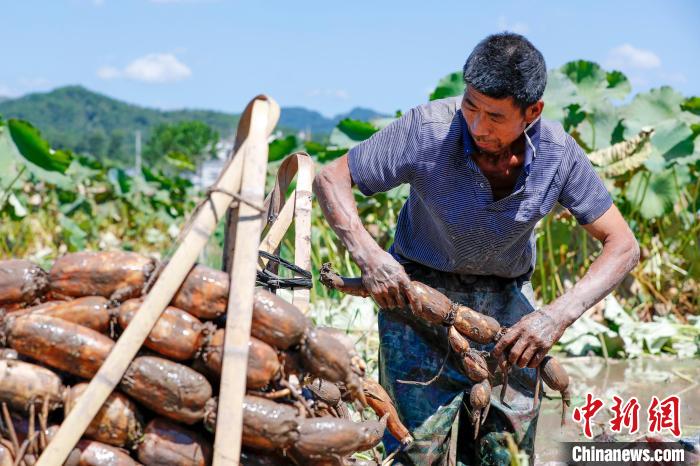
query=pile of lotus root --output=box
[0,251,410,466]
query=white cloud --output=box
[125,54,191,82]
[97,53,192,83]
[306,89,350,99]
[97,66,121,79]
[497,16,529,34]
[605,44,661,70]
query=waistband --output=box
[402,261,528,292]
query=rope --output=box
[205,187,266,214]
[256,250,313,291]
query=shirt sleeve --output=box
[558,138,614,225]
[347,107,422,196]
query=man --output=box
[313,33,639,465]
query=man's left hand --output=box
[492,308,567,368]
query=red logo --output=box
[648,395,681,437]
[572,394,682,438]
[572,393,604,439]
[609,395,640,434]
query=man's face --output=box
[460,86,542,156]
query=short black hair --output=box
[462,32,547,111]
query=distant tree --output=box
[143,121,219,177]
[107,129,127,163]
[75,129,107,158]
[86,129,107,158]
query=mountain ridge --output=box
[0,85,387,165]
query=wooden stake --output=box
[35,95,278,466]
[213,99,278,465]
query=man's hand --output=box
[360,249,419,312]
[492,307,567,369]
[313,155,419,314]
[492,205,640,370]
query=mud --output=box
[137,418,212,466]
[0,260,49,307]
[63,383,142,448]
[117,299,209,361]
[300,328,366,405]
[293,417,385,459]
[171,264,229,320]
[5,314,114,378]
[18,296,112,334]
[0,359,63,412]
[120,356,212,425]
[252,289,309,350]
[201,329,280,389]
[48,251,154,302]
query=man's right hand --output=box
[360,250,420,312]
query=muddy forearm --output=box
[312,156,382,269]
[544,233,640,329]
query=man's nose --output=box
[471,115,490,138]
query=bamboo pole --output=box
[35,95,278,466]
[213,98,279,465]
[291,154,314,312]
[258,193,295,258]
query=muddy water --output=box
[534,356,700,465]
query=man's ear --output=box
[526,100,544,123]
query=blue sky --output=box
[1,0,698,117]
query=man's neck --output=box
[476,135,525,165]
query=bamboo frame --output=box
[35,95,279,466]
[258,152,315,312]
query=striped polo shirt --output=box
[347,96,613,279]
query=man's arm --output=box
[313,154,419,311]
[493,203,640,368]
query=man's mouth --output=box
[475,140,499,150]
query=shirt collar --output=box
[459,111,541,172]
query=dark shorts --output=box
[378,263,542,465]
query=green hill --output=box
[0,86,238,166]
[0,86,387,166]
